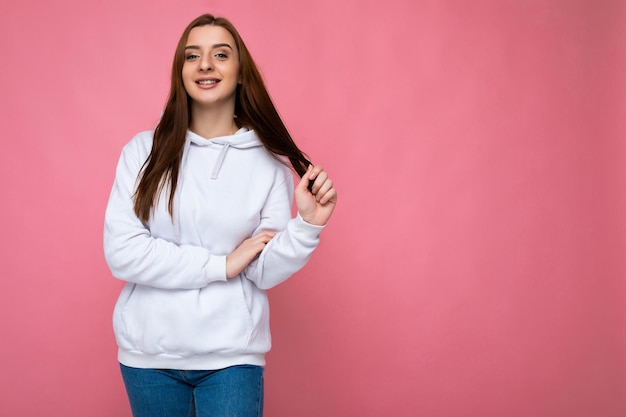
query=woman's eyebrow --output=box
[184,43,234,51]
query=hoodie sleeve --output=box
[242,168,325,290]
[103,136,227,290]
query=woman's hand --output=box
[226,231,275,278]
[295,165,337,226]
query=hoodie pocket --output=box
[113,280,256,357]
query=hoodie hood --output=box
[186,127,263,179]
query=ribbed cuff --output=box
[205,254,227,283]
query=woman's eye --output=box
[185,54,199,60]
[215,53,228,59]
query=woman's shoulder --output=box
[129,130,155,145]
[122,130,155,156]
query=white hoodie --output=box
[104,128,324,370]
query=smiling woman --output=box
[182,26,241,119]
[103,13,337,417]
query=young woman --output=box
[104,14,337,417]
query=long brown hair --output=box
[133,14,311,222]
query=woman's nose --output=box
[200,55,212,71]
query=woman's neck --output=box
[189,104,239,139]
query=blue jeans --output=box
[120,363,264,417]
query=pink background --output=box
[1,0,624,416]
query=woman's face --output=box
[182,25,240,110]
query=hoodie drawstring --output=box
[211,143,231,180]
